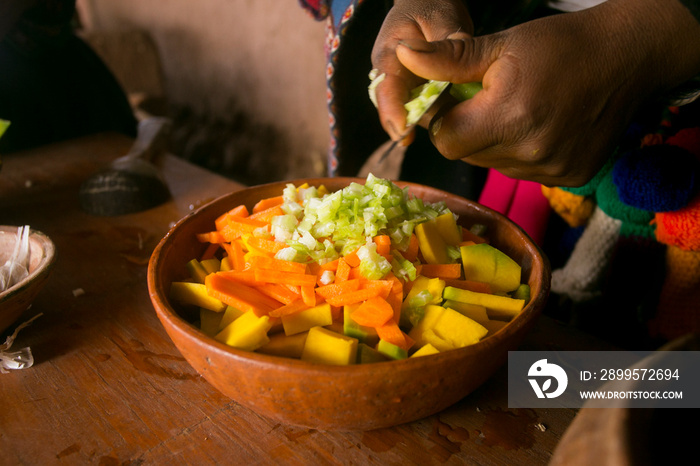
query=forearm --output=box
[589,0,700,98]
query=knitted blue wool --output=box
[612,144,699,213]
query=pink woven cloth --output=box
[477,169,551,246]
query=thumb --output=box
[395,34,496,84]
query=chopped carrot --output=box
[253,268,317,287]
[222,240,246,271]
[350,296,394,327]
[196,231,227,244]
[300,284,316,307]
[442,278,492,294]
[216,270,257,286]
[376,321,414,351]
[320,258,339,271]
[461,228,488,244]
[343,250,361,268]
[242,235,288,256]
[373,235,392,259]
[315,279,361,299]
[249,205,285,223]
[255,282,300,305]
[247,254,307,274]
[401,234,420,262]
[361,279,394,300]
[325,286,385,307]
[205,272,278,316]
[334,257,351,283]
[419,263,463,279]
[220,217,268,241]
[268,298,310,318]
[215,205,249,230]
[200,242,220,261]
[252,195,284,213]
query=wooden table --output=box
[0,133,611,465]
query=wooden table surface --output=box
[0,133,612,465]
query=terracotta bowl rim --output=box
[0,226,56,304]
[148,177,551,373]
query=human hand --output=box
[370,0,473,142]
[381,0,700,187]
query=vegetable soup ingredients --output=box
[169,175,530,364]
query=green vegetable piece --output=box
[377,339,408,360]
[357,343,391,364]
[512,284,531,303]
[449,82,483,101]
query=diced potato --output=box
[281,303,333,336]
[170,281,226,312]
[258,332,308,358]
[410,343,439,358]
[301,326,358,365]
[215,311,272,351]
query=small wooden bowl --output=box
[148,178,551,431]
[0,226,56,334]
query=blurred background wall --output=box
[76,0,330,185]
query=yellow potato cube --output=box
[215,311,272,351]
[443,286,525,320]
[301,326,358,365]
[435,212,462,246]
[415,220,449,264]
[282,303,333,336]
[170,281,226,312]
[411,343,440,358]
[200,308,223,337]
[258,332,308,358]
[443,299,489,325]
[217,305,245,331]
[409,304,488,351]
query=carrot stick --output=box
[255,282,300,305]
[343,250,361,268]
[314,279,361,299]
[325,286,384,307]
[248,205,285,223]
[373,235,392,259]
[222,240,246,271]
[461,228,488,244]
[247,254,307,274]
[200,242,220,261]
[268,298,310,318]
[252,195,284,213]
[216,270,258,286]
[350,296,394,327]
[301,284,316,307]
[215,205,249,230]
[419,263,463,279]
[319,258,339,271]
[376,321,414,351]
[242,235,288,256]
[196,231,228,244]
[253,268,317,287]
[401,234,420,262]
[205,273,278,316]
[220,217,268,241]
[442,278,492,294]
[334,257,351,283]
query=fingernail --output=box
[386,120,400,140]
[431,117,443,137]
[397,39,436,53]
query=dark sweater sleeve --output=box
[679,0,700,22]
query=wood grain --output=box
[0,133,609,465]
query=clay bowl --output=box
[0,226,56,334]
[148,178,551,431]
